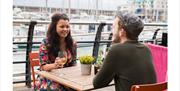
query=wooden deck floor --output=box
[13,83,32,91]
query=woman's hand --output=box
[54,57,67,68]
[41,57,67,71]
[41,63,59,71]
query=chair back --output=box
[131,82,167,91]
[147,43,167,82]
[29,52,40,86]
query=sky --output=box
[13,0,128,10]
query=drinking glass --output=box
[58,51,67,66]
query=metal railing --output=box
[13,20,167,87]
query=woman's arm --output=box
[39,39,58,71]
[41,63,57,71]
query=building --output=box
[118,0,167,22]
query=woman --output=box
[34,12,77,91]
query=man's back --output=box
[93,41,156,91]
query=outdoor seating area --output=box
[3,0,180,91]
[13,42,168,91]
[13,13,168,91]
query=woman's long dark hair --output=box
[46,13,75,62]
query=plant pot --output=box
[81,64,92,75]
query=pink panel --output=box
[147,43,168,83]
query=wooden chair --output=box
[29,52,40,86]
[131,82,167,91]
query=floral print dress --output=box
[33,39,76,91]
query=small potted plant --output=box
[79,55,94,75]
[94,50,104,74]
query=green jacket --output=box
[93,40,156,91]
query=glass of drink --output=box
[58,51,67,67]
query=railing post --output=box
[161,33,167,47]
[106,33,113,52]
[152,28,160,44]
[92,23,106,62]
[25,21,37,87]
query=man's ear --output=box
[118,28,123,36]
[119,28,126,37]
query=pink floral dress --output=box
[33,38,76,91]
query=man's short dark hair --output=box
[116,12,144,40]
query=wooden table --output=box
[35,63,113,91]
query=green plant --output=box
[96,49,104,65]
[96,56,103,65]
[79,55,94,64]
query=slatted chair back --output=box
[131,82,167,91]
[29,52,40,86]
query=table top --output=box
[35,64,97,91]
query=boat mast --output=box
[68,0,71,18]
[96,0,99,21]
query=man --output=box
[93,12,156,91]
